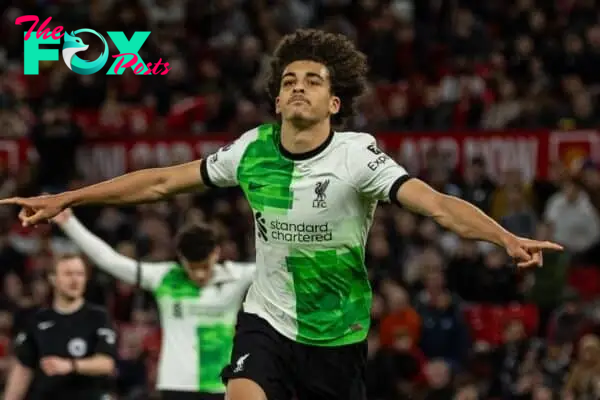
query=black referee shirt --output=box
[14,303,117,400]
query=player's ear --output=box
[329,96,340,115]
[275,96,282,114]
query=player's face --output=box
[275,60,340,127]
[181,248,221,286]
[52,258,87,301]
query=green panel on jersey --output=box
[285,246,372,345]
[154,266,200,299]
[237,124,295,212]
[197,323,235,392]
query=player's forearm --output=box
[4,362,32,400]
[433,195,514,247]
[74,355,115,376]
[58,215,167,290]
[60,168,177,207]
[60,216,139,285]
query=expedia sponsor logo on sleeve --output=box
[366,144,389,171]
[367,155,389,171]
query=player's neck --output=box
[53,296,84,314]
[280,119,331,155]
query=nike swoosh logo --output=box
[248,183,266,191]
[38,322,54,330]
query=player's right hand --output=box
[0,194,68,227]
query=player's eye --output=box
[282,80,294,87]
[308,79,321,86]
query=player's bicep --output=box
[13,330,37,368]
[160,160,205,195]
[94,313,117,358]
[350,140,410,202]
[395,178,446,217]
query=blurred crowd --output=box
[1,0,600,399]
[3,0,600,136]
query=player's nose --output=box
[292,84,305,93]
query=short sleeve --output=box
[14,327,37,368]
[348,135,411,203]
[93,311,117,358]
[200,128,257,188]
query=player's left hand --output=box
[51,208,73,225]
[502,235,564,268]
[40,356,73,376]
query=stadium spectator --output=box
[379,281,421,347]
[490,319,541,398]
[415,269,470,370]
[563,334,600,399]
[544,180,600,253]
[29,101,83,193]
[547,288,591,346]
[423,359,454,399]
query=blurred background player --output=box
[52,208,255,400]
[4,253,116,400]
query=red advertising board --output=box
[376,131,546,183]
[1,130,599,181]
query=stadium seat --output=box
[567,266,600,301]
[464,303,540,346]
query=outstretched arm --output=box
[395,178,563,267]
[0,132,253,226]
[64,160,205,205]
[0,160,205,226]
[347,136,562,268]
[54,209,172,291]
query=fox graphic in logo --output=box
[62,29,108,75]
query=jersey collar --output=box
[278,127,335,161]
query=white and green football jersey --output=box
[201,124,408,347]
[60,217,255,393]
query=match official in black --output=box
[5,253,117,400]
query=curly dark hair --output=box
[266,29,368,128]
[175,223,219,262]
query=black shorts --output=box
[221,312,367,400]
[160,390,223,400]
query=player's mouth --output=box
[289,96,310,105]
